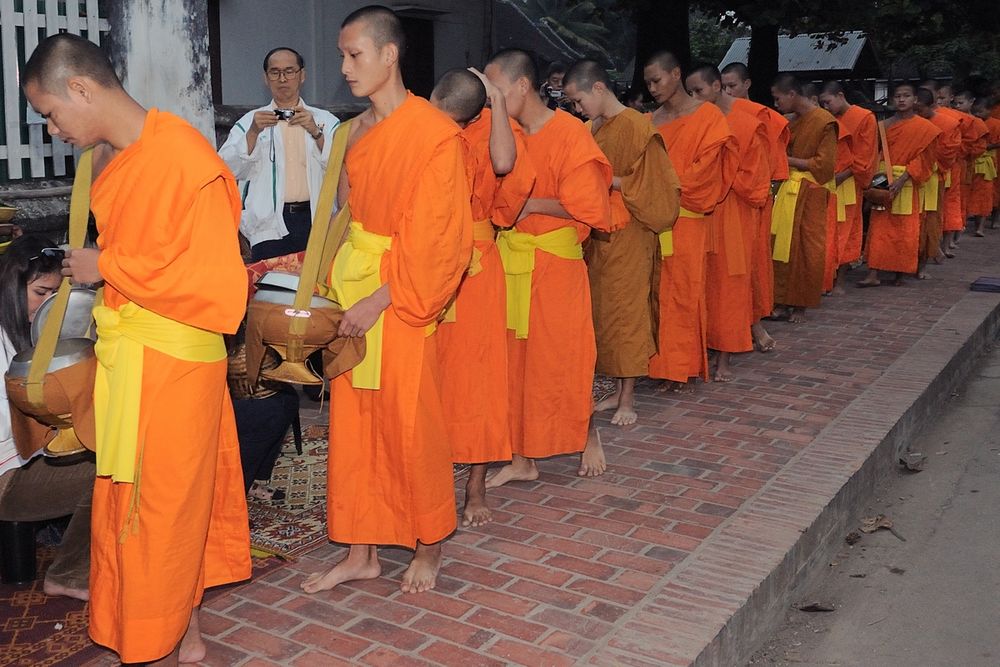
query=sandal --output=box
[249,481,286,502]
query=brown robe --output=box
[773,107,837,309]
[587,108,679,377]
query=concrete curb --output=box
[588,289,1000,666]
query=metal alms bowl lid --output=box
[7,337,96,378]
[30,288,98,346]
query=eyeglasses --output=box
[266,66,302,81]
[29,247,65,261]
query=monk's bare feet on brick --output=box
[401,542,441,594]
[301,544,381,594]
[178,608,206,664]
[579,425,606,477]
[713,351,734,382]
[608,378,637,426]
[462,464,492,527]
[485,454,538,488]
[787,307,806,324]
[42,579,88,602]
[594,394,619,412]
[751,322,776,352]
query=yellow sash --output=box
[771,168,834,262]
[880,163,914,215]
[328,221,392,390]
[835,175,856,222]
[93,302,225,540]
[920,164,940,213]
[658,207,703,258]
[441,219,495,323]
[974,151,998,181]
[497,226,582,338]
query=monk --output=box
[481,48,613,487]
[819,82,878,291]
[857,83,940,287]
[914,88,961,273]
[822,117,853,293]
[562,59,678,421]
[720,61,788,353]
[923,81,971,254]
[301,6,473,596]
[645,51,736,391]
[23,34,250,666]
[981,101,1000,228]
[769,74,837,323]
[430,68,535,527]
[958,94,995,237]
[685,64,769,381]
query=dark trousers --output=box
[0,455,94,589]
[233,389,298,493]
[250,204,312,262]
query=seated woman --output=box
[0,235,94,600]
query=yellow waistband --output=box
[974,152,997,181]
[880,163,915,216]
[771,168,833,262]
[658,206,704,258]
[329,221,391,389]
[497,226,582,338]
[835,175,857,222]
[921,164,940,212]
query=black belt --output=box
[284,201,310,213]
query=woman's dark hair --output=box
[0,234,63,352]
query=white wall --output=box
[217,0,488,107]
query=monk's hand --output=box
[339,288,390,338]
[62,248,101,285]
[516,198,535,222]
[289,106,322,139]
[888,174,908,198]
[468,67,501,103]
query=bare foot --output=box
[751,323,776,353]
[830,284,847,296]
[593,393,619,412]
[400,542,441,594]
[788,308,806,324]
[917,271,930,280]
[610,407,637,425]
[462,465,492,528]
[578,426,606,477]
[42,579,89,601]
[178,609,206,664]
[485,454,538,488]
[301,545,381,594]
[713,351,734,382]
[672,381,696,394]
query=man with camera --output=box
[219,47,339,262]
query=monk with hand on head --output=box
[23,33,251,667]
[768,74,837,323]
[482,48,613,488]
[720,62,788,353]
[913,87,961,272]
[645,51,736,392]
[562,59,679,423]
[301,5,473,596]
[685,64,770,382]
[857,83,940,288]
[430,67,535,527]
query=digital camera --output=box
[274,108,296,121]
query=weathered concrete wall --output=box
[105,0,215,141]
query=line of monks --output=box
[18,5,1000,665]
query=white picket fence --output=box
[0,0,109,180]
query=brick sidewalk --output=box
[87,233,1000,666]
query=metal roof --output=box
[720,30,870,73]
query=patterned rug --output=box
[0,551,282,667]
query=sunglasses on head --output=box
[29,247,65,261]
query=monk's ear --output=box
[66,76,95,104]
[381,42,400,68]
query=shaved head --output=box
[721,62,751,81]
[822,81,845,96]
[431,68,486,124]
[645,50,681,74]
[687,63,721,85]
[341,4,406,57]
[22,32,121,94]
[564,59,611,92]
[915,87,935,107]
[487,48,539,89]
[772,74,803,95]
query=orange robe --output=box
[588,108,679,377]
[922,110,961,259]
[773,108,837,309]
[824,121,853,292]
[508,109,612,458]
[438,109,535,464]
[967,116,992,216]
[88,109,251,663]
[837,105,877,263]
[706,108,768,353]
[732,97,789,321]
[937,107,971,232]
[867,115,940,274]
[650,103,736,382]
[327,94,473,548]
[987,117,1000,208]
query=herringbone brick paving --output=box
[86,232,1000,666]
